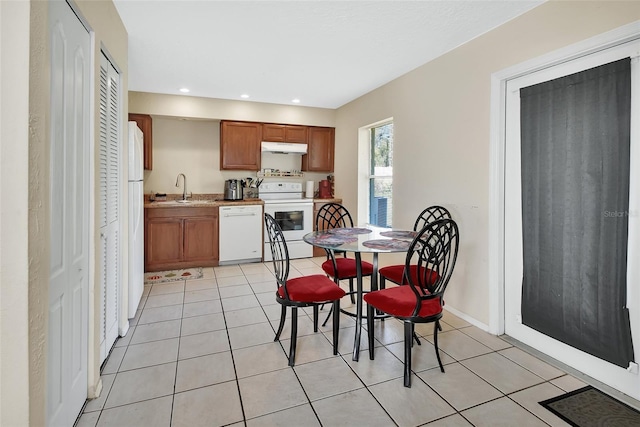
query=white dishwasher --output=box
[218,204,263,265]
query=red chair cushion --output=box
[322,258,374,279]
[278,275,346,303]
[363,285,442,318]
[379,265,439,287]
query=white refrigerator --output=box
[128,122,144,318]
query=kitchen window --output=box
[369,121,393,227]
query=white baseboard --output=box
[444,305,490,333]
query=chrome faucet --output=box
[175,173,188,200]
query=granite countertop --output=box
[312,197,342,203]
[144,193,264,208]
[144,193,340,208]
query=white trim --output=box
[357,117,394,225]
[488,73,507,335]
[627,55,640,368]
[117,60,129,338]
[489,19,640,337]
[86,24,99,400]
[357,127,370,224]
[444,305,489,332]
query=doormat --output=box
[539,385,640,427]
[144,268,203,285]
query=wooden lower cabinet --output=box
[145,206,219,272]
[184,218,218,263]
[146,218,183,267]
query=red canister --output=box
[318,179,332,198]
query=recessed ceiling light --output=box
[179,88,190,93]
[292,98,301,104]
[240,94,250,99]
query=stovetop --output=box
[259,181,310,203]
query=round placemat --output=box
[328,227,372,236]
[362,239,411,250]
[380,230,417,240]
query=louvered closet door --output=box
[98,53,121,364]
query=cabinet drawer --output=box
[146,206,218,219]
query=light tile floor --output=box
[78,257,599,427]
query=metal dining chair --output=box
[377,206,451,345]
[264,213,345,366]
[364,218,460,387]
[316,203,374,305]
[378,205,451,289]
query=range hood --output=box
[261,141,307,154]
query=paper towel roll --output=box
[305,180,314,198]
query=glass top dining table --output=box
[303,225,417,361]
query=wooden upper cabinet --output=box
[262,124,307,143]
[128,113,153,170]
[220,121,262,170]
[303,126,335,172]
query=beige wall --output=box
[130,93,336,195]
[129,91,336,126]
[27,2,49,424]
[17,0,128,424]
[334,1,640,326]
[147,118,221,195]
[1,2,31,425]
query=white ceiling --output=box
[114,0,543,109]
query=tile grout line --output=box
[82,261,586,426]
[218,267,250,426]
[167,279,187,426]
[245,262,323,425]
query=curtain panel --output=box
[519,58,634,368]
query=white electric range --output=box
[259,182,314,260]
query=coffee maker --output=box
[224,179,243,200]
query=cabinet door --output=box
[145,217,183,270]
[184,216,219,263]
[284,125,307,143]
[220,121,262,170]
[262,124,286,142]
[263,124,307,143]
[128,113,153,170]
[303,126,335,172]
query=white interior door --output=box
[504,40,640,400]
[98,53,121,363]
[47,1,90,425]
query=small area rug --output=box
[539,385,640,427]
[144,267,203,285]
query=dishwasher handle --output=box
[222,212,259,218]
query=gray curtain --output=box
[520,58,634,368]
